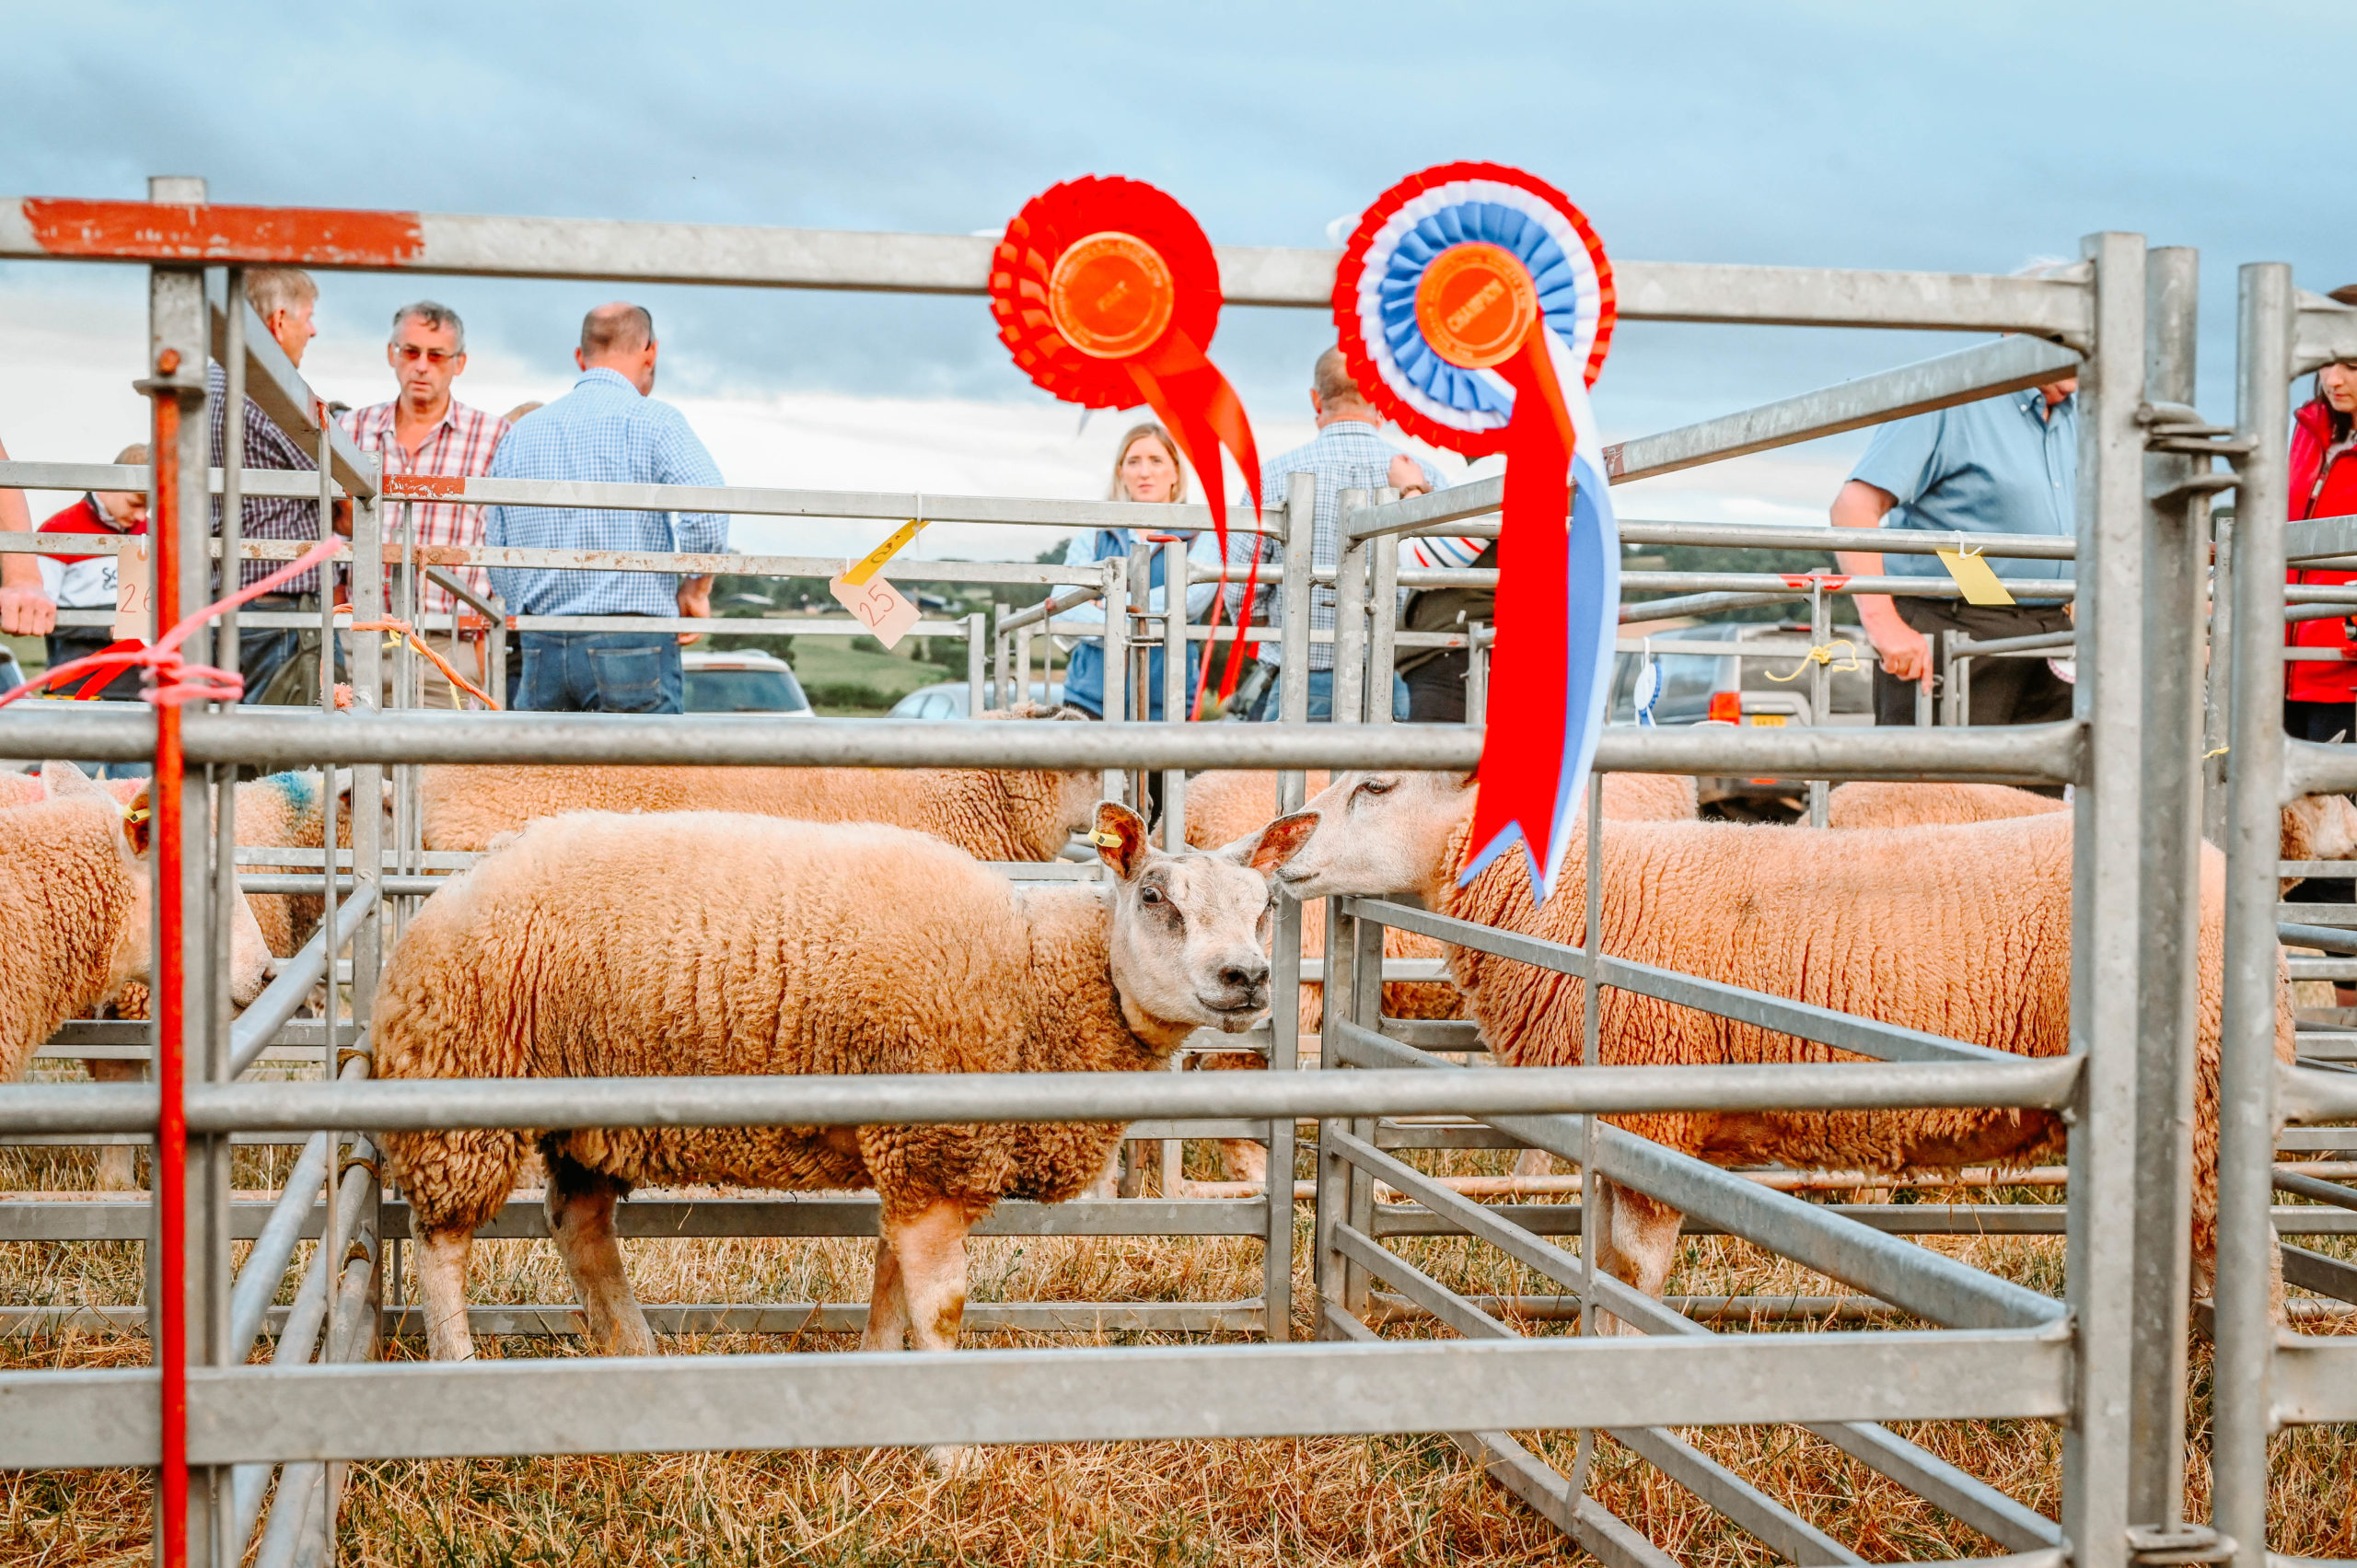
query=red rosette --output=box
[989,176,1266,714]
[990,176,1222,411]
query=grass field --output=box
[5,1110,2354,1568]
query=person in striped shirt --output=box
[340,301,509,709]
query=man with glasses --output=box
[340,302,509,708]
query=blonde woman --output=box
[1057,423,1221,719]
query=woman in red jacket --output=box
[2285,358,2357,742]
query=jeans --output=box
[1061,640,1202,721]
[1248,668,1410,722]
[518,630,683,714]
[237,593,344,706]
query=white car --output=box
[889,680,1066,720]
[680,649,814,716]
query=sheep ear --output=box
[1092,801,1151,881]
[40,760,100,802]
[118,781,154,859]
[1225,810,1318,875]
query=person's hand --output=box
[0,580,56,637]
[1387,453,1432,498]
[676,575,712,645]
[331,497,354,539]
[1870,618,1933,686]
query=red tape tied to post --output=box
[1334,162,1619,901]
[989,177,1264,714]
[0,534,348,713]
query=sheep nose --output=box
[1221,958,1271,993]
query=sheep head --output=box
[94,771,275,1010]
[1093,800,1315,1042]
[1264,770,1477,903]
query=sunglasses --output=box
[392,345,461,364]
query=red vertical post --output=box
[148,346,188,1568]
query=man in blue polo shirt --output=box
[1832,372,2078,726]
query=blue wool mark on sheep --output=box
[264,770,319,818]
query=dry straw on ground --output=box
[3,1088,2353,1566]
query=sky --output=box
[0,2,2347,559]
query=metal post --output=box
[2060,229,2149,1568]
[1332,490,1370,725]
[990,604,1009,712]
[1466,621,1487,725]
[1159,535,1188,851]
[1262,471,1317,1342]
[2213,262,2296,1568]
[1013,625,1034,709]
[1572,764,1607,1499]
[964,610,985,716]
[1097,556,1127,805]
[2202,511,2235,844]
[1128,540,1152,809]
[2126,244,2204,1536]
[1940,631,1967,726]
[1807,585,1830,827]
[1366,491,1399,726]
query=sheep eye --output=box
[1141,887,1165,905]
[1357,778,1394,799]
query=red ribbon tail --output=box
[1127,331,1267,714]
[1464,322,1575,885]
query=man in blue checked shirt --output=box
[486,302,728,714]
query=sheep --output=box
[377,799,1316,1378]
[6,769,344,1187]
[417,703,1098,862]
[1825,781,2066,830]
[1268,769,2293,1321]
[1830,778,2357,899]
[2,762,272,1090]
[1179,768,1700,1184]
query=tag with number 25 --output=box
[829,573,922,649]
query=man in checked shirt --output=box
[209,267,347,704]
[339,302,508,709]
[486,303,727,714]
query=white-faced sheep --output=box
[1179,768,1700,1183]
[9,769,374,1188]
[1268,770,2293,1318]
[377,800,1315,1371]
[418,703,1098,861]
[2,763,273,1091]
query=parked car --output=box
[889,680,1067,720]
[680,649,814,716]
[1608,621,1875,820]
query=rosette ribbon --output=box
[990,177,1263,708]
[1333,161,1619,900]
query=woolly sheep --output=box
[2,763,272,1089]
[1269,770,2292,1318]
[418,703,1097,861]
[1830,779,2357,897]
[1178,768,1700,1183]
[6,769,345,1187]
[377,799,1316,1374]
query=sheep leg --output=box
[884,1198,980,1473]
[85,1059,145,1191]
[1591,1179,1684,1335]
[412,1230,477,1361]
[1217,1139,1268,1185]
[545,1158,656,1357]
[862,1237,910,1352]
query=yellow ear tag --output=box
[1086,829,1124,848]
[842,518,927,587]
[123,805,151,826]
[1935,542,2015,607]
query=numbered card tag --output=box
[1934,546,2014,607]
[830,571,923,649]
[111,538,154,642]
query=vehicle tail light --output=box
[1706,691,1743,724]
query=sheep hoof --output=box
[925,1443,979,1477]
